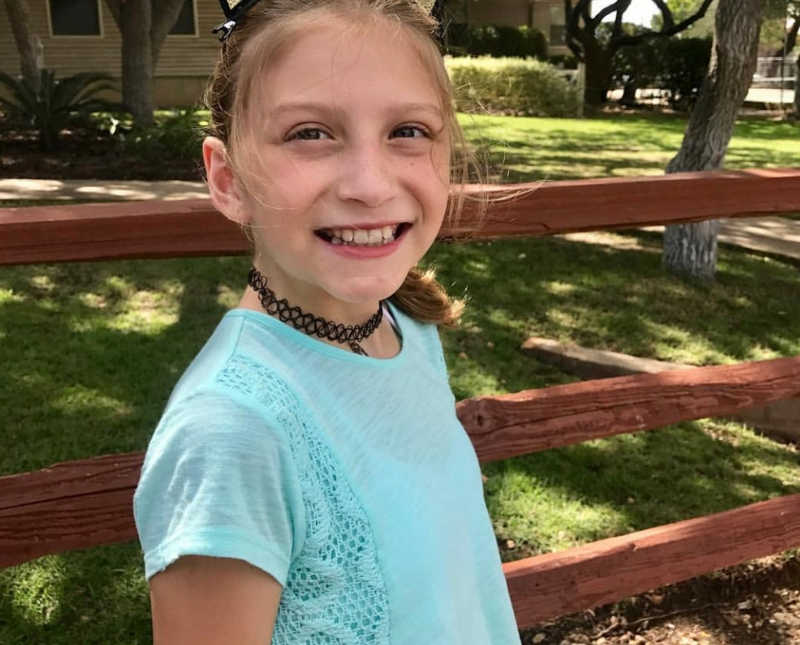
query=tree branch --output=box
[610,0,714,50]
[784,17,800,56]
[149,0,190,73]
[612,0,632,38]
[588,1,620,30]
[565,0,585,59]
[103,0,121,30]
[650,0,675,30]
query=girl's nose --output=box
[336,145,396,208]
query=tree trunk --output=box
[620,82,637,105]
[104,0,185,125]
[119,0,154,125]
[3,0,42,92]
[662,0,764,281]
[794,53,800,116]
[770,17,799,58]
[583,44,612,105]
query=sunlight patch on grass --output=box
[49,386,133,419]
[487,469,631,553]
[546,308,580,328]
[103,275,135,297]
[0,287,24,303]
[106,289,181,334]
[29,275,56,292]
[78,292,108,309]
[216,283,241,309]
[7,556,65,627]
[544,281,577,295]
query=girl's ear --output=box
[203,136,249,226]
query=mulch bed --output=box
[517,556,800,645]
[0,127,202,181]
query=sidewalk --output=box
[0,178,209,202]
[2,178,799,262]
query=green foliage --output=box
[112,108,204,165]
[611,37,712,110]
[660,37,713,109]
[650,0,717,37]
[446,57,580,117]
[547,54,579,70]
[444,23,548,59]
[0,69,119,151]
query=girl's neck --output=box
[238,285,381,328]
[237,287,401,359]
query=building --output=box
[450,0,569,54]
[0,0,570,107]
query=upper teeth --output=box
[325,225,400,246]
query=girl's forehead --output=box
[256,16,442,113]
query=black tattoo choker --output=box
[247,267,383,356]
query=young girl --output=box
[133,1,521,642]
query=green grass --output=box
[458,111,800,182]
[3,112,800,642]
[428,234,800,558]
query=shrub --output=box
[659,37,712,110]
[611,41,661,104]
[0,69,118,150]
[115,108,204,163]
[446,57,580,117]
[548,54,579,70]
[609,37,711,110]
[444,24,547,60]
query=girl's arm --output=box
[149,555,282,644]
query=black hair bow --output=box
[213,0,263,41]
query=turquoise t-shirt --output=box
[133,303,521,644]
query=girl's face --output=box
[236,15,450,319]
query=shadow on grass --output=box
[424,235,800,556]
[486,420,800,558]
[0,257,250,644]
[0,543,151,645]
[0,256,249,475]
[428,236,800,401]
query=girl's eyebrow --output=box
[269,101,443,120]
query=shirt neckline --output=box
[225,300,408,367]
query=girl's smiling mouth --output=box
[314,223,412,247]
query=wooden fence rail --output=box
[2,169,800,630]
[505,494,800,626]
[3,168,800,265]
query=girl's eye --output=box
[287,127,331,141]
[391,125,429,139]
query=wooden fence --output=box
[2,168,800,629]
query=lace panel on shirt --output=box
[216,353,390,644]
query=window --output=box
[49,0,101,36]
[169,0,197,36]
[550,24,566,46]
[549,4,566,46]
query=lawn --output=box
[2,112,800,643]
[458,111,800,182]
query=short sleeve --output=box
[133,389,305,585]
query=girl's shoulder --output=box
[152,312,306,451]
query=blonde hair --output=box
[204,0,477,327]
